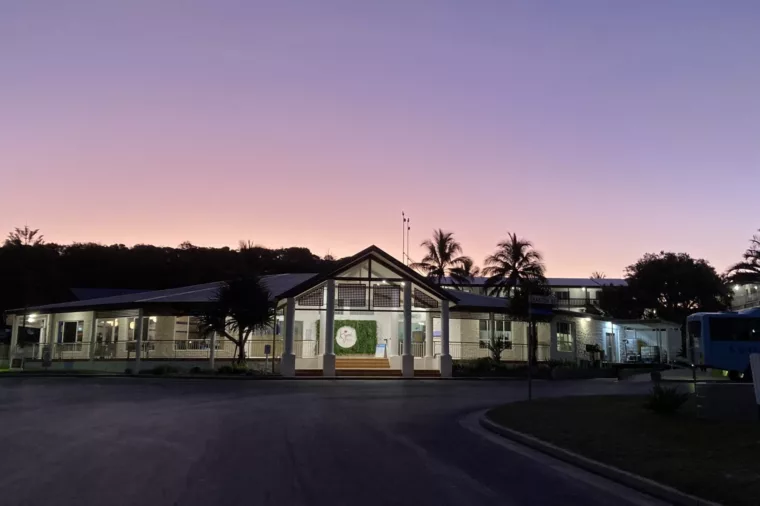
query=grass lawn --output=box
[487,395,760,506]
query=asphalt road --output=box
[0,378,661,506]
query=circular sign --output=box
[336,326,358,349]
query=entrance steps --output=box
[336,357,389,369]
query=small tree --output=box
[197,276,275,364]
[485,333,508,362]
[5,226,44,246]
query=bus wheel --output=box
[728,370,742,382]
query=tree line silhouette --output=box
[1,227,338,315]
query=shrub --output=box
[189,366,202,374]
[151,365,179,375]
[644,385,689,415]
[650,370,662,382]
[217,363,249,375]
[124,368,133,375]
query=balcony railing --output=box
[554,298,597,308]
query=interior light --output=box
[734,284,741,291]
[149,316,157,322]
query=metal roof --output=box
[439,277,627,288]
[10,273,318,314]
[448,290,510,312]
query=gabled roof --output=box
[276,245,457,301]
[70,288,151,301]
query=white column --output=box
[88,313,98,362]
[209,331,216,370]
[489,313,495,355]
[401,282,413,377]
[440,301,451,377]
[323,280,336,376]
[133,309,144,375]
[9,315,20,368]
[425,312,434,358]
[281,298,296,377]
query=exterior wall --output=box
[550,315,606,363]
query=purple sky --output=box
[2,1,759,276]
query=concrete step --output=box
[335,358,390,369]
[336,369,402,377]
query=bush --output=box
[124,368,133,375]
[151,365,179,375]
[189,366,202,374]
[217,363,250,375]
[644,385,689,415]
[650,370,662,382]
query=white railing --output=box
[435,341,551,362]
[396,341,426,357]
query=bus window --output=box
[709,317,760,341]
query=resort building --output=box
[3,246,681,375]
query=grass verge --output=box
[487,395,760,506]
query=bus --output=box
[686,307,760,381]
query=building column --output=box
[133,309,144,375]
[323,280,336,377]
[281,298,296,377]
[88,313,98,362]
[209,331,216,370]
[489,312,496,352]
[9,315,20,368]
[402,282,413,377]
[440,301,451,377]
[549,320,558,361]
[425,312,434,358]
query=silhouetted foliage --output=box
[483,232,546,297]
[410,229,472,284]
[598,252,729,350]
[506,279,554,364]
[0,230,339,317]
[727,230,760,286]
[196,277,276,363]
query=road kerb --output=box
[479,414,721,506]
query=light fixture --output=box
[584,317,591,322]
[129,321,135,330]
[149,316,157,322]
[734,284,741,291]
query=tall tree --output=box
[410,229,472,284]
[505,279,554,364]
[727,230,760,286]
[600,252,729,353]
[482,232,546,297]
[196,277,275,364]
[5,226,44,246]
[449,257,481,288]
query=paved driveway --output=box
[0,378,656,506]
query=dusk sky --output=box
[2,1,759,276]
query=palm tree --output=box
[449,257,481,288]
[410,229,472,284]
[482,232,546,297]
[727,230,760,286]
[197,276,275,364]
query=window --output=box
[127,317,156,340]
[554,291,570,300]
[174,316,202,341]
[708,317,760,341]
[479,320,512,348]
[336,284,367,308]
[413,289,439,309]
[372,285,401,308]
[557,321,573,352]
[58,321,84,344]
[297,287,324,307]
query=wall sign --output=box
[336,326,358,349]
